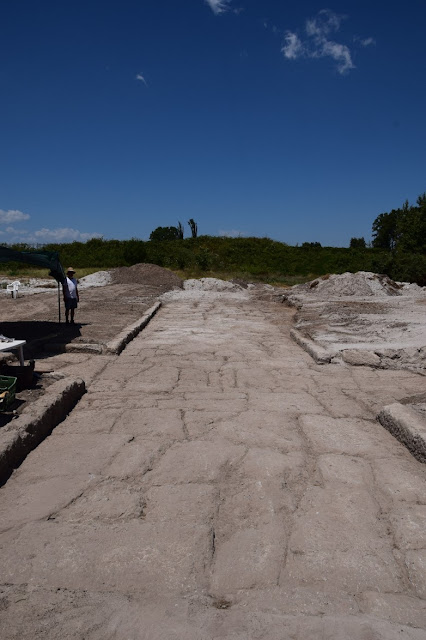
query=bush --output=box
[2,236,425,285]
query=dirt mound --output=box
[285,271,426,301]
[161,278,250,302]
[183,278,244,292]
[111,263,183,290]
[283,271,426,374]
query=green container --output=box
[0,375,17,411]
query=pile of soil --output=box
[285,271,413,301]
[111,263,183,291]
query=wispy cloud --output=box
[282,9,356,74]
[282,32,303,60]
[355,36,376,47]
[305,9,343,38]
[0,208,102,244]
[2,227,102,244]
[0,209,30,224]
[205,0,233,15]
[33,228,103,243]
[136,73,148,86]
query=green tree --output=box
[149,226,182,242]
[396,195,426,254]
[349,237,366,249]
[301,242,322,248]
[188,219,198,238]
[372,209,400,250]
[372,194,426,254]
[122,238,147,265]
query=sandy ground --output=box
[0,265,183,352]
[1,282,426,638]
[283,272,426,375]
[2,269,425,374]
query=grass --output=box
[0,266,110,279]
[0,265,317,287]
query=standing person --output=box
[63,267,79,325]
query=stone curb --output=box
[43,343,103,354]
[40,301,162,356]
[290,328,332,364]
[105,301,161,355]
[377,403,426,464]
[0,377,86,485]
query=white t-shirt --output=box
[65,277,78,299]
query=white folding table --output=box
[0,339,26,366]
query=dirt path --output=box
[1,293,426,638]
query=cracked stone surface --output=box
[1,293,426,638]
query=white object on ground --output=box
[0,339,26,366]
[78,271,112,288]
[6,281,20,299]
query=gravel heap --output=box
[183,278,244,292]
[111,263,183,290]
[161,278,249,302]
[78,271,112,289]
[284,271,426,301]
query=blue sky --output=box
[1,0,425,247]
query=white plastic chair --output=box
[6,280,21,299]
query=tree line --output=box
[371,193,426,253]
[5,235,424,285]
[1,194,425,285]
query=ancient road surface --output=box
[1,293,426,639]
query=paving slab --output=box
[0,377,85,484]
[378,402,426,463]
[0,291,426,638]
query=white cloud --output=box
[136,73,148,86]
[282,9,356,74]
[306,9,343,38]
[1,227,102,245]
[282,32,304,60]
[33,228,103,243]
[0,209,30,224]
[320,40,354,74]
[0,208,102,245]
[357,36,376,47]
[0,226,27,239]
[205,0,232,15]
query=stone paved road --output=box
[1,293,426,639]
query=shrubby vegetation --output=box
[372,193,426,253]
[2,194,425,285]
[0,236,404,284]
[369,192,426,284]
[349,237,366,249]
